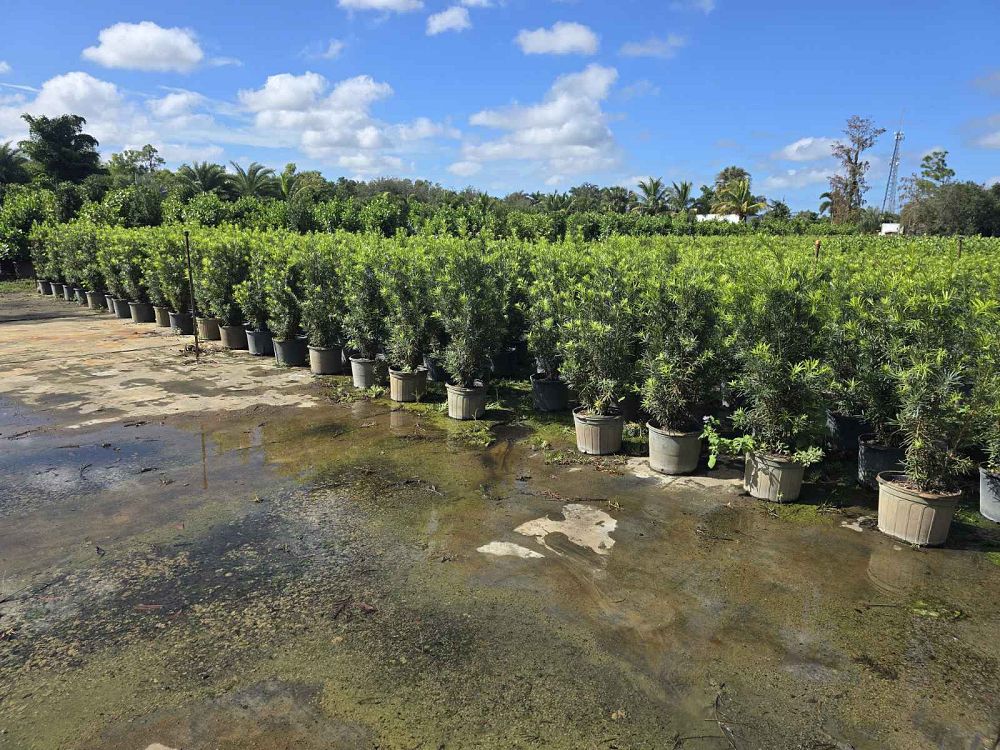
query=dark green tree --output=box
[18,114,101,183]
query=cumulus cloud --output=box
[82,21,205,72]
[516,22,598,55]
[620,35,685,59]
[762,167,831,190]
[238,70,453,174]
[338,0,423,12]
[427,6,471,35]
[0,61,10,75]
[774,136,836,162]
[460,64,619,180]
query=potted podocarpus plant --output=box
[121,234,154,324]
[342,244,388,388]
[234,239,273,356]
[300,237,345,375]
[265,245,306,367]
[381,245,433,402]
[199,229,248,349]
[560,249,643,454]
[147,230,194,335]
[96,228,135,320]
[526,247,572,412]
[641,270,720,475]
[705,269,830,501]
[436,244,502,419]
[704,344,829,501]
[976,317,1000,522]
[877,350,975,545]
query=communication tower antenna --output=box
[881,114,905,215]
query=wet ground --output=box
[1,285,999,750]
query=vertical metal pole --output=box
[184,230,200,359]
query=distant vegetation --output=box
[2,112,1000,266]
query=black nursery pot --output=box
[530,374,569,413]
[168,311,194,335]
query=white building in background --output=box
[696,214,741,224]
[880,223,902,235]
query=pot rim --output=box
[875,470,962,501]
[529,372,564,384]
[573,406,623,424]
[389,367,426,378]
[350,356,376,364]
[858,432,902,451]
[446,381,485,394]
[647,420,701,438]
[308,344,340,352]
[747,451,803,468]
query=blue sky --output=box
[1,0,999,209]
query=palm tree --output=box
[229,161,277,199]
[601,186,634,214]
[667,181,694,215]
[818,191,835,216]
[541,192,571,213]
[0,142,29,184]
[177,162,230,196]
[712,178,766,220]
[636,177,668,215]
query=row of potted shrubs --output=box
[29,221,1000,547]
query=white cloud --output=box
[516,22,598,55]
[239,72,328,112]
[976,131,1000,149]
[775,136,835,162]
[461,0,493,5]
[427,6,471,35]
[986,176,1000,187]
[148,90,205,119]
[620,35,685,59]
[82,21,205,73]
[238,71,453,174]
[762,167,831,191]
[449,160,482,177]
[671,0,715,12]
[157,142,224,163]
[338,0,423,11]
[0,61,10,75]
[321,40,346,59]
[461,64,619,179]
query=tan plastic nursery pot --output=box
[308,346,342,375]
[389,369,427,402]
[876,471,960,546]
[647,422,701,475]
[446,383,487,420]
[350,357,378,389]
[196,317,221,341]
[573,407,624,455]
[743,453,805,502]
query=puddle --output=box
[1,291,1000,750]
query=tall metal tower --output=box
[881,127,904,215]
